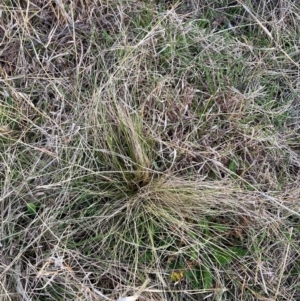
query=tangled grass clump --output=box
[1,0,300,300]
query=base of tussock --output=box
[1,1,300,300]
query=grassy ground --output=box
[1,0,300,300]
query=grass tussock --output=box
[1,0,300,300]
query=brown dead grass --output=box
[1,1,300,300]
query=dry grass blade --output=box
[0,1,300,301]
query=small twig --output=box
[274,227,293,299]
[118,278,150,301]
[260,193,300,218]
[237,0,299,69]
